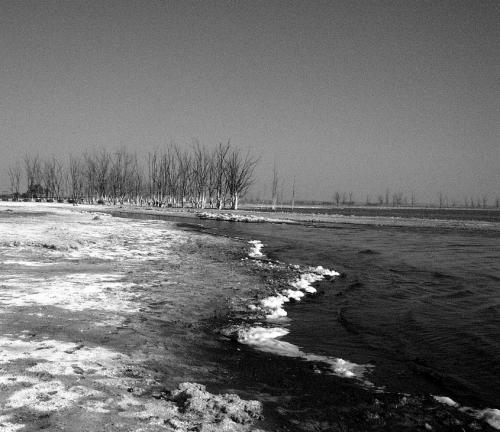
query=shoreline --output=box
[1,202,499,431]
[3,201,500,231]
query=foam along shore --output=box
[237,326,369,380]
[234,241,371,382]
[240,238,500,429]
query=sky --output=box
[1,0,499,204]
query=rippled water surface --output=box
[170,211,500,411]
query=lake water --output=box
[163,208,500,430]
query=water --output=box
[164,209,500,426]
[83,207,498,429]
[255,205,500,223]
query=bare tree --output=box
[42,157,64,199]
[7,162,22,199]
[109,148,136,204]
[24,154,42,198]
[334,192,341,206]
[83,152,97,202]
[147,150,159,204]
[174,144,192,208]
[224,147,258,210]
[191,141,210,208]
[438,192,445,208]
[7,141,261,208]
[212,142,230,209]
[392,191,403,207]
[95,148,111,202]
[68,155,84,201]
[271,164,279,211]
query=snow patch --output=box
[0,415,24,432]
[0,375,39,386]
[248,240,264,258]
[1,260,56,267]
[7,381,83,411]
[256,264,340,321]
[197,212,267,223]
[0,273,139,313]
[0,337,127,377]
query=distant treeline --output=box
[5,142,258,210]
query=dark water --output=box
[112,209,500,429]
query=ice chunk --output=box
[282,289,305,301]
[433,396,458,407]
[248,240,264,258]
[309,265,340,277]
[236,326,370,381]
[479,409,500,429]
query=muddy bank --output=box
[0,203,267,431]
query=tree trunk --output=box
[231,194,239,210]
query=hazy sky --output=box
[1,0,499,203]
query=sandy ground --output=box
[0,203,265,432]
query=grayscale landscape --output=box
[1,1,499,431]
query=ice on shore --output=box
[260,294,289,319]
[197,211,267,223]
[309,265,340,277]
[433,395,459,407]
[239,242,370,380]
[236,326,369,380]
[434,395,500,430]
[248,240,264,258]
[255,263,340,321]
[282,288,305,301]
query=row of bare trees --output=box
[6,142,258,210]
